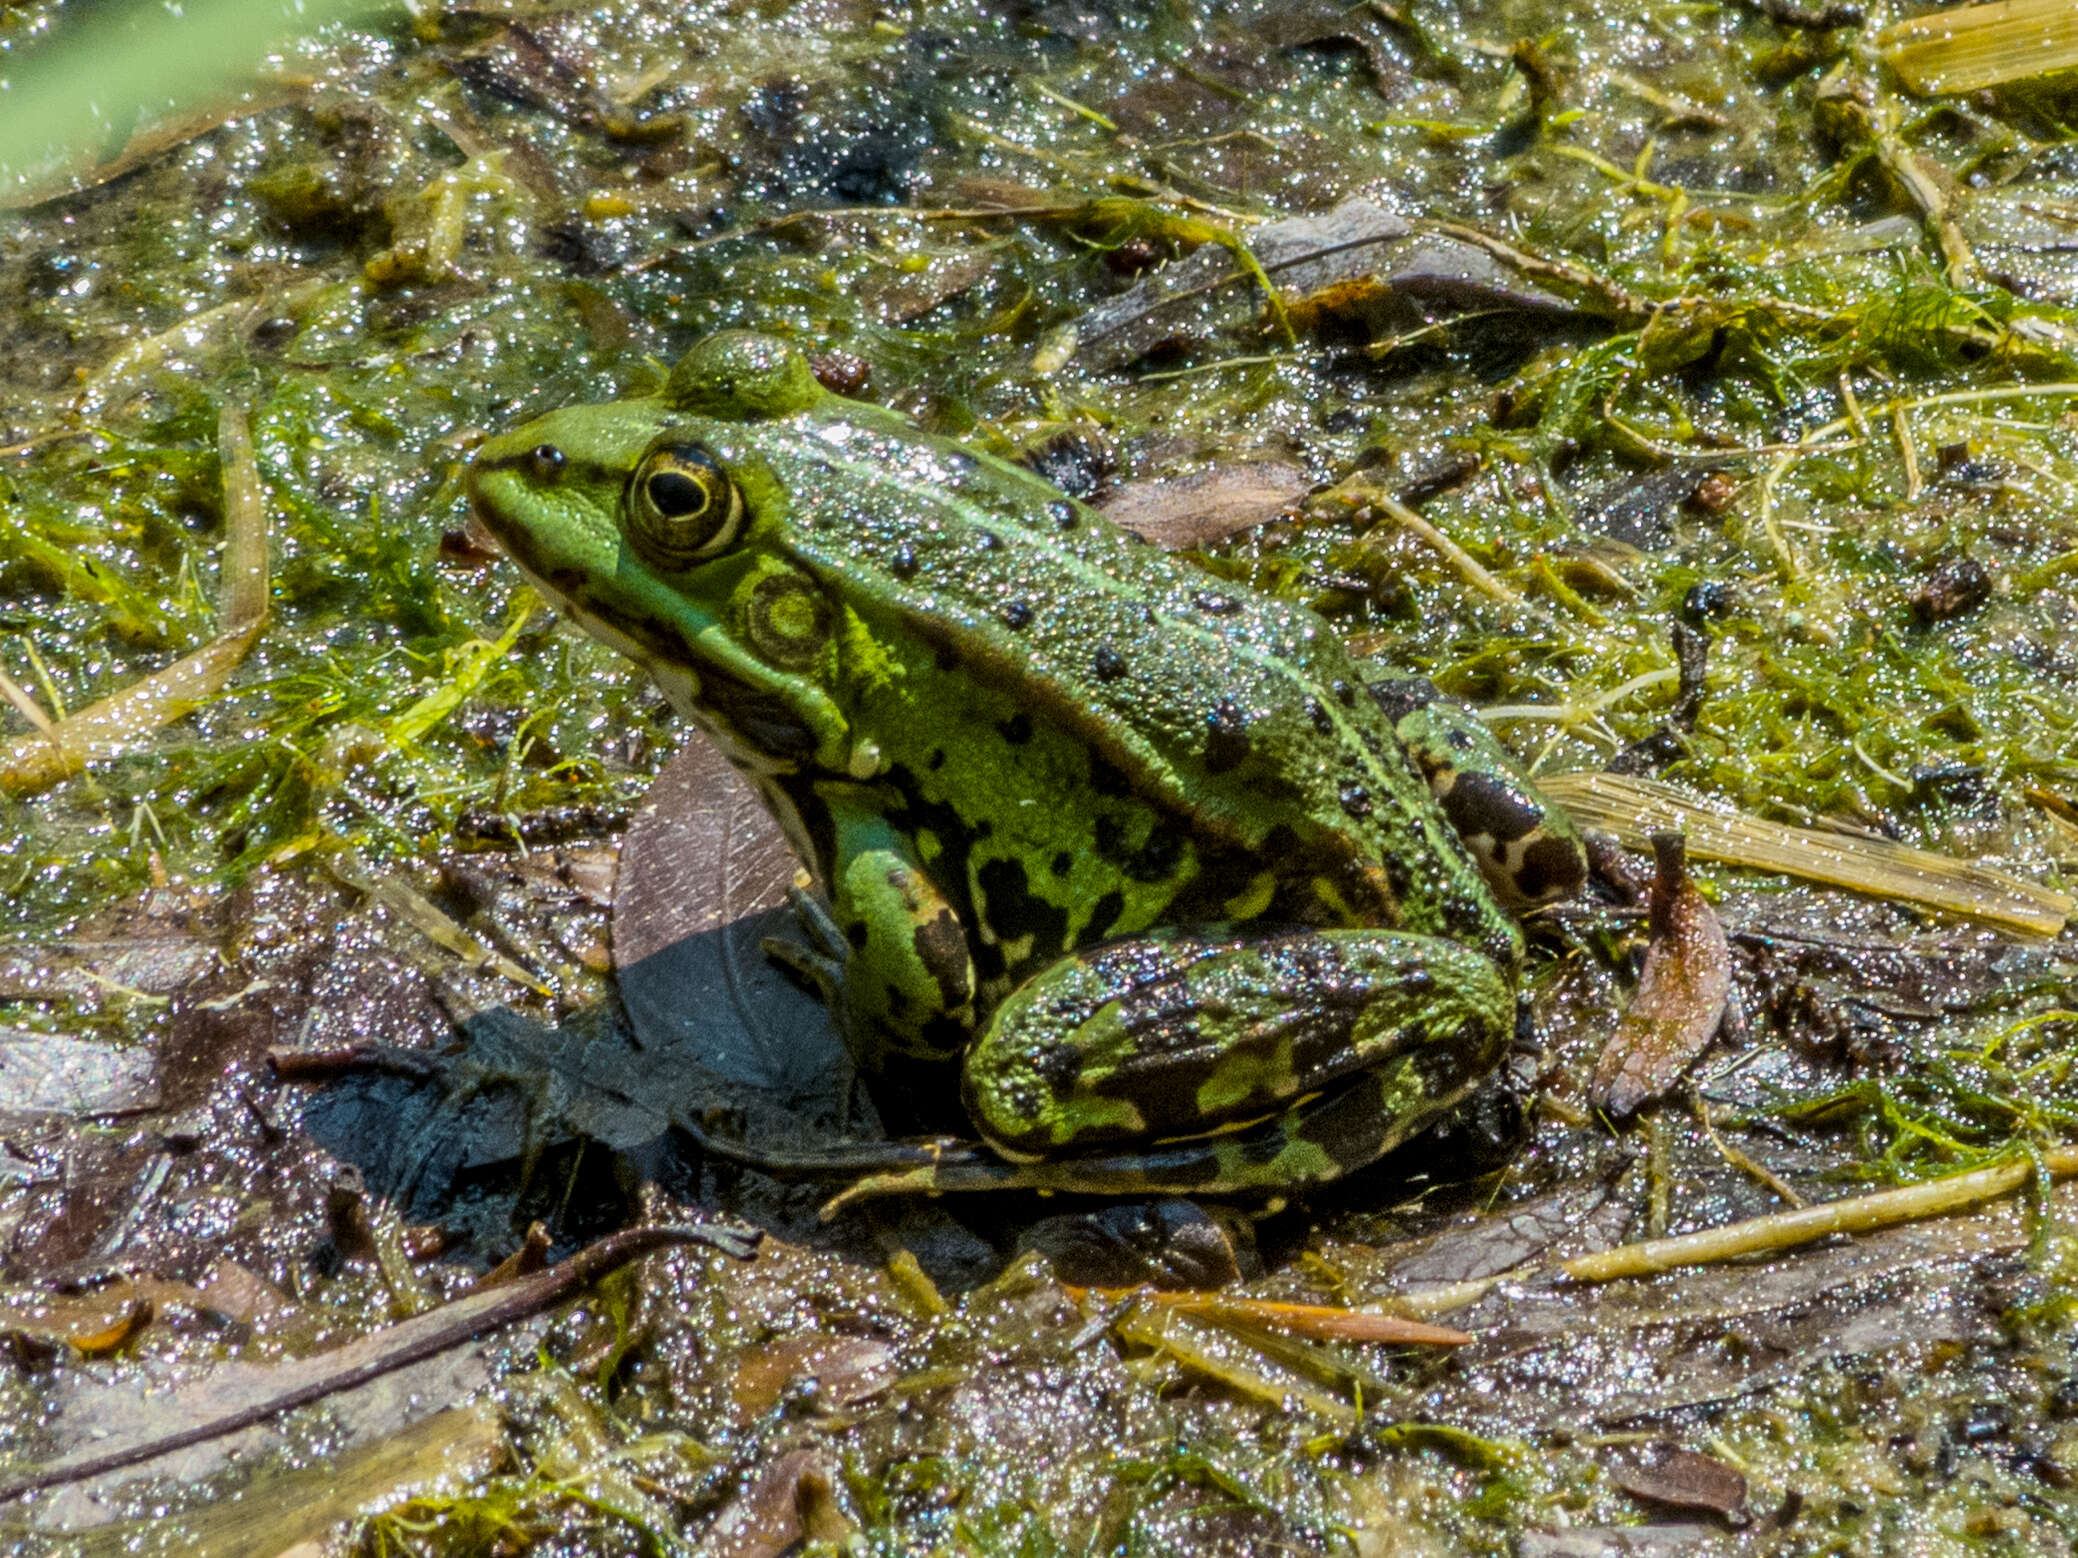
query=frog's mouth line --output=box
[480,510,838,792]
[512,565,833,890]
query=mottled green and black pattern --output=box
[468,332,1585,1203]
[963,928,1510,1154]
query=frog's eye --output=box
[627,443,744,569]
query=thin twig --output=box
[0,1224,758,1503]
[1691,1085,1807,1209]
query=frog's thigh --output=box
[823,802,977,1069]
[963,928,1511,1165]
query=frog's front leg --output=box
[915,926,1514,1200]
[814,786,978,1075]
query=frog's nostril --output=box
[528,443,566,481]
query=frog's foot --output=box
[680,1110,990,1180]
[760,885,848,1004]
[821,1065,1461,1216]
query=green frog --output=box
[468,332,1586,1205]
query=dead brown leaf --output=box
[613,737,795,968]
[1592,833,1732,1116]
[610,735,860,1139]
[725,1331,900,1414]
[0,1282,152,1356]
[861,248,998,323]
[1610,1443,1750,1522]
[1097,462,1313,548]
[1052,196,1582,370]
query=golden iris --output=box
[626,443,744,569]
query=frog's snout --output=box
[462,456,496,537]
[464,438,574,594]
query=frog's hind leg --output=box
[903,926,1514,1203]
[1364,675,1588,909]
[825,1063,1479,1213]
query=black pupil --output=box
[647,470,708,518]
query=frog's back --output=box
[749,402,1520,971]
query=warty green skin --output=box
[468,333,1584,1202]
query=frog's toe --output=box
[827,1065,1480,1204]
[683,1110,989,1181]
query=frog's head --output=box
[468,332,858,777]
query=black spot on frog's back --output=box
[1087,755,1136,799]
[1203,698,1250,775]
[1514,833,1590,902]
[1084,889,1124,943]
[1093,813,1186,883]
[1366,676,1442,723]
[1027,1037,1086,1091]
[911,908,974,1016]
[976,856,1071,962]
